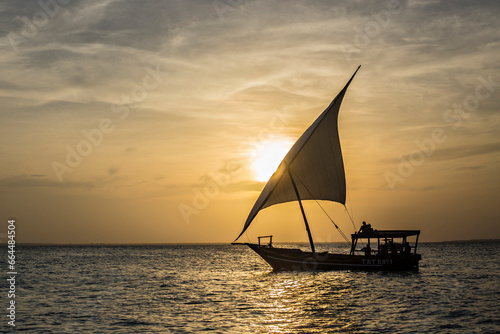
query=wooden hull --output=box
[246,244,421,272]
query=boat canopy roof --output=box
[352,230,420,239]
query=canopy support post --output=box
[287,168,315,254]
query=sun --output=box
[251,140,293,182]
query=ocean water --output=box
[1,242,499,333]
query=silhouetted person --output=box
[381,242,388,256]
[359,221,372,234]
[404,242,411,255]
[358,221,366,233]
[364,244,371,257]
[390,241,397,256]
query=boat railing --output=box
[350,230,420,256]
[353,243,416,257]
[258,235,273,247]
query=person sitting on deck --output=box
[390,241,397,256]
[380,241,388,256]
[404,242,411,255]
[361,244,371,257]
[358,221,373,234]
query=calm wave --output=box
[2,242,499,333]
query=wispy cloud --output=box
[0,0,499,242]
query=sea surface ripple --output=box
[1,241,499,333]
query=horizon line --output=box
[2,238,499,246]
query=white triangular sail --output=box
[235,66,360,241]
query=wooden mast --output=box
[287,168,315,254]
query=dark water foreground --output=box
[1,242,499,333]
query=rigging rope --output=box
[345,187,358,232]
[345,204,357,232]
[313,199,351,246]
[291,170,351,246]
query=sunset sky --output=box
[1,0,499,244]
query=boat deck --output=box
[246,243,421,272]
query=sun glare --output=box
[251,140,293,182]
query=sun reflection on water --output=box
[16,244,499,333]
[252,272,356,333]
